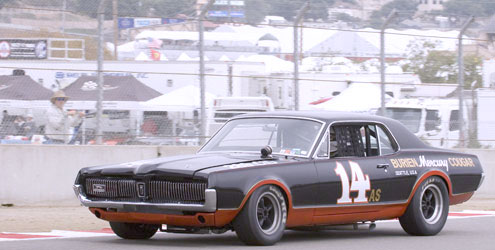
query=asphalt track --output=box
[2,213,495,250]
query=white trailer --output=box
[385,98,470,148]
[477,88,495,147]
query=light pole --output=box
[293,2,310,111]
[457,16,474,148]
[379,10,397,116]
[198,0,215,144]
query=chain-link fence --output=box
[0,0,494,148]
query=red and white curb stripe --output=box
[1,210,494,241]
[0,228,114,241]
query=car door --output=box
[313,122,406,216]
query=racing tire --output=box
[109,221,159,239]
[233,185,287,246]
[399,176,449,236]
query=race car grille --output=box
[149,181,207,202]
[85,178,136,198]
[84,178,207,203]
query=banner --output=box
[0,39,47,60]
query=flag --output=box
[150,49,161,61]
[147,37,163,49]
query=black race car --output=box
[73,111,484,245]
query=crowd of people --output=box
[1,90,181,145]
[0,110,39,139]
[0,90,84,144]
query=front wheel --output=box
[109,221,159,239]
[399,176,449,236]
[233,185,287,245]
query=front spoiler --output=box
[73,184,217,213]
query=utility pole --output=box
[198,0,215,144]
[96,0,106,145]
[113,0,118,60]
[293,2,310,111]
[379,10,397,116]
[458,16,474,148]
[61,0,66,33]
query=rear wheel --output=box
[233,185,287,245]
[399,176,449,236]
[109,222,159,239]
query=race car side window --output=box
[315,130,329,158]
[330,123,389,158]
[376,125,398,155]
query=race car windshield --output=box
[201,118,323,157]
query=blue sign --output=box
[230,11,244,18]
[208,10,229,17]
[208,10,244,18]
[161,18,186,24]
[118,17,134,29]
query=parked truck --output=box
[384,98,471,148]
[206,96,274,136]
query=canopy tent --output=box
[0,75,53,111]
[142,85,216,111]
[0,75,53,101]
[310,83,393,113]
[64,75,161,102]
[62,75,162,110]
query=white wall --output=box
[0,145,492,205]
[459,149,495,195]
[0,145,198,205]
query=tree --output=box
[402,40,482,87]
[245,0,270,24]
[443,0,495,17]
[369,0,419,28]
[0,0,15,9]
[262,0,335,22]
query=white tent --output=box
[142,85,216,111]
[176,53,193,61]
[159,54,169,61]
[135,52,151,61]
[310,83,393,113]
[237,55,293,73]
[219,55,231,61]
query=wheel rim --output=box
[420,184,443,225]
[256,191,282,235]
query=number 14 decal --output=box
[334,161,371,204]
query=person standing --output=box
[22,113,37,139]
[45,90,84,144]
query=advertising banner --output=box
[118,17,134,29]
[0,39,47,60]
[134,18,162,28]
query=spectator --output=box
[45,90,84,144]
[22,114,37,138]
[141,117,158,136]
[0,110,15,137]
[156,111,173,136]
[13,115,25,136]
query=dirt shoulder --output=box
[1,194,494,233]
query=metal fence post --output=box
[380,10,396,116]
[198,0,215,144]
[293,2,310,111]
[458,16,474,148]
[96,0,106,145]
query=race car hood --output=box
[78,152,279,178]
